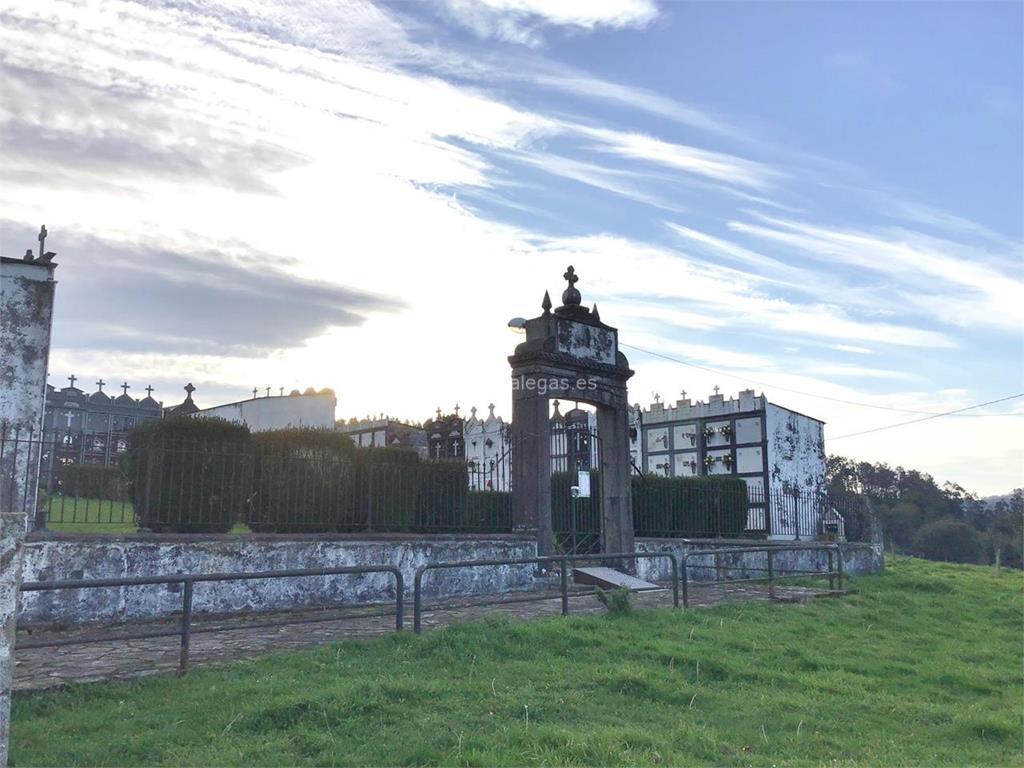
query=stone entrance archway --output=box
[508,266,634,557]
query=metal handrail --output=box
[18,565,405,676]
[680,543,843,607]
[413,551,679,633]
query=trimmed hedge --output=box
[416,460,469,530]
[359,447,422,531]
[123,417,252,533]
[631,475,750,538]
[247,429,358,533]
[58,464,127,501]
[465,489,512,532]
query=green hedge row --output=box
[57,464,127,501]
[632,474,750,537]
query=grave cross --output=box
[184,383,196,397]
[67,374,77,388]
[435,407,442,420]
[37,224,47,260]
[563,265,578,287]
[95,379,105,392]
[713,385,720,395]
[653,392,661,404]
[265,387,271,397]
[145,385,154,397]
[252,387,258,398]
[453,404,460,417]
[680,389,687,399]
[120,382,130,395]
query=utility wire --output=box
[619,342,945,415]
[828,394,1024,441]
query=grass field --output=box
[45,497,138,533]
[10,557,1022,766]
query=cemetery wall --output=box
[635,539,884,582]
[18,534,537,627]
[17,535,883,627]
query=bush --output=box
[595,587,633,614]
[912,518,984,564]
[465,489,512,532]
[246,429,358,533]
[359,447,422,531]
[417,460,469,530]
[57,464,127,501]
[631,475,749,537]
[123,417,252,533]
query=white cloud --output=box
[438,0,659,46]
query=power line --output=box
[829,394,1024,440]
[620,342,944,415]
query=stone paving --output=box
[13,583,840,691]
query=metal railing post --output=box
[178,579,193,676]
[767,549,775,599]
[393,569,404,630]
[560,557,569,616]
[681,554,689,609]
[836,545,844,591]
[413,567,425,634]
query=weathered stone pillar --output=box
[0,238,57,767]
[597,403,635,555]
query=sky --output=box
[1,0,1022,495]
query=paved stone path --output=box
[13,583,839,691]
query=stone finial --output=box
[23,248,33,261]
[561,265,581,307]
[552,399,562,417]
[265,386,271,397]
[184,382,196,398]
[435,407,442,419]
[37,225,47,260]
[591,303,600,321]
[713,385,720,395]
[470,406,477,419]
[488,403,495,418]
[453,404,460,417]
[541,290,552,315]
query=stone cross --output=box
[453,404,460,416]
[67,374,76,388]
[95,379,105,392]
[279,387,284,396]
[488,403,495,418]
[37,225,47,260]
[184,383,196,397]
[63,410,74,428]
[713,385,720,395]
[120,382,130,395]
[680,389,687,399]
[265,387,271,397]
[563,266,578,288]
[145,385,154,397]
[653,392,661,404]
[252,387,258,398]
[435,407,442,420]
[470,406,477,419]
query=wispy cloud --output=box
[437,0,659,46]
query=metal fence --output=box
[2,427,866,541]
[17,565,404,677]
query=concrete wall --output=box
[634,538,884,583]
[193,392,336,432]
[19,534,538,627]
[765,403,826,497]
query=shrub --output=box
[57,464,127,501]
[465,489,512,532]
[123,417,252,533]
[358,447,422,531]
[247,429,358,533]
[912,518,984,564]
[416,460,469,530]
[595,587,633,614]
[631,475,749,538]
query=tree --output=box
[912,518,984,564]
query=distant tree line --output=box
[827,455,1022,568]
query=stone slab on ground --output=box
[571,567,659,591]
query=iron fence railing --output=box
[413,551,680,632]
[679,543,843,607]
[17,565,404,676]
[2,426,866,541]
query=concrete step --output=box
[572,566,659,591]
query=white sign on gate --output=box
[576,470,591,498]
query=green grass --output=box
[43,498,250,534]
[10,557,1022,766]
[45,497,138,533]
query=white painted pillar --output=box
[0,253,57,766]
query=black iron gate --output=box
[551,417,603,555]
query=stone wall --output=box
[19,534,538,627]
[634,538,884,582]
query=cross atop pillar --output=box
[120,382,130,396]
[67,374,77,388]
[145,385,154,397]
[653,392,661,404]
[95,379,105,392]
[37,224,47,260]
[184,382,196,397]
[713,385,720,395]
[435,407,442,420]
[680,389,687,399]
[453,404,460,417]
[252,387,258,399]
[265,387,271,397]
